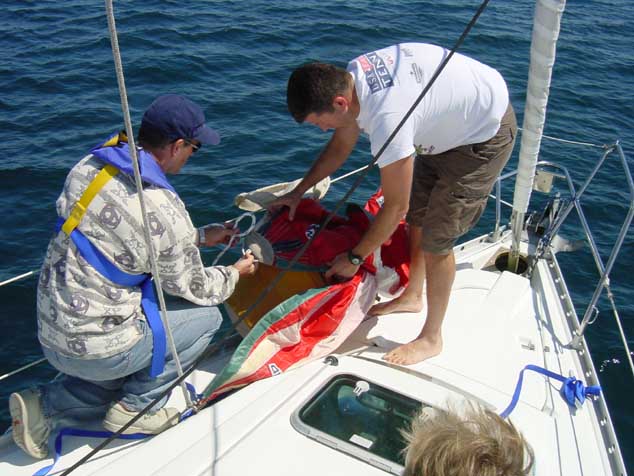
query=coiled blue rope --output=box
[500,364,601,418]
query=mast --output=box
[508,0,566,272]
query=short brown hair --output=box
[137,122,172,150]
[286,62,351,123]
[402,403,534,476]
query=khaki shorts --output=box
[406,103,517,254]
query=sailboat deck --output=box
[341,239,613,475]
[0,236,616,475]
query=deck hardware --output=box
[353,380,370,396]
[587,307,600,325]
[519,337,535,351]
[533,169,556,193]
[494,251,528,274]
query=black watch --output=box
[347,250,363,266]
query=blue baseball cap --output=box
[142,94,220,145]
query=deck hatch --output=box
[291,373,424,473]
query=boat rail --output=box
[489,139,634,380]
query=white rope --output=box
[210,212,257,265]
[104,0,191,406]
[224,212,258,238]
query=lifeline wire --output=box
[60,1,490,473]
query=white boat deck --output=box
[0,237,620,475]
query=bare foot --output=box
[368,293,423,316]
[382,334,442,365]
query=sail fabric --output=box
[200,191,409,404]
[364,189,410,294]
[201,272,376,403]
[512,0,566,213]
[258,198,372,270]
[258,189,409,292]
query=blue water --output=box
[1,0,632,470]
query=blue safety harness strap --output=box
[500,364,602,418]
[55,218,166,378]
[33,428,149,476]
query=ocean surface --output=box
[1,0,632,471]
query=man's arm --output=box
[354,155,413,257]
[325,155,414,279]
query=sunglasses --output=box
[184,140,201,153]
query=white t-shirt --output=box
[347,43,509,168]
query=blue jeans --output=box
[38,300,222,429]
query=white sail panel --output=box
[513,0,566,213]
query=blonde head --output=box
[402,403,534,476]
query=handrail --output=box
[488,140,634,379]
[489,169,519,239]
[568,142,634,366]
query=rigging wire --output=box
[194,0,494,409]
[103,0,192,407]
[59,1,492,473]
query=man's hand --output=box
[200,223,237,247]
[232,250,257,276]
[324,253,360,281]
[268,189,303,221]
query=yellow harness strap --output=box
[102,130,127,147]
[61,131,128,235]
[61,165,120,236]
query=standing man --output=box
[9,94,256,460]
[274,43,516,366]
